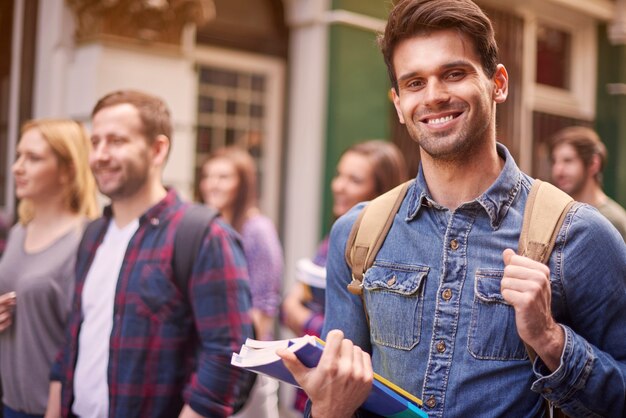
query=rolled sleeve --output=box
[531,325,594,406]
[532,205,626,417]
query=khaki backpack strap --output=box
[345,180,413,295]
[518,180,575,418]
[518,179,575,265]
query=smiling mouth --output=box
[421,112,462,125]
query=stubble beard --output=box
[95,162,150,202]
[408,117,490,167]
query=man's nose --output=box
[423,78,450,106]
[91,141,109,161]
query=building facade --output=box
[1,0,625,291]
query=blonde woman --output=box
[0,119,98,418]
[200,146,283,418]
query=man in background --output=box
[49,89,253,418]
[550,126,626,240]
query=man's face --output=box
[391,29,507,162]
[89,103,154,201]
[551,143,588,196]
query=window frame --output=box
[194,45,285,224]
[529,4,597,121]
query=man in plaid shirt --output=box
[48,90,254,418]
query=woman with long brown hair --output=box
[281,139,408,414]
[200,146,283,418]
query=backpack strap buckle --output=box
[347,275,363,295]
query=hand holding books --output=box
[231,329,428,418]
[278,329,373,418]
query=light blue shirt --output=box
[320,144,626,417]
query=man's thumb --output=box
[502,248,516,266]
[277,348,309,383]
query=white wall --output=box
[32,0,198,200]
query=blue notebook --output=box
[231,335,428,418]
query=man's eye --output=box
[446,71,465,80]
[407,80,424,89]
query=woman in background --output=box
[200,146,283,418]
[0,119,98,418]
[281,139,408,413]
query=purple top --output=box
[240,214,283,320]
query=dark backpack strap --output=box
[173,204,219,296]
[173,204,257,414]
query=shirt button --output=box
[425,395,436,408]
[436,341,446,353]
[442,288,452,301]
[150,217,160,226]
[450,239,459,250]
[386,276,396,286]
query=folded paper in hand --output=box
[231,335,428,418]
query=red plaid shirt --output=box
[51,190,253,417]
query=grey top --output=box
[598,197,626,242]
[0,222,82,414]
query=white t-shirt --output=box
[72,219,139,418]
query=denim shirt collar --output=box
[406,143,523,230]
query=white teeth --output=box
[428,115,454,124]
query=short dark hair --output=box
[92,89,173,144]
[379,0,499,92]
[549,126,607,184]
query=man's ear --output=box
[492,64,509,104]
[588,154,602,178]
[391,88,406,124]
[152,135,170,166]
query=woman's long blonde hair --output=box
[17,119,99,224]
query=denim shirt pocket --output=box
[468,268,528,360]
[363,263,428,350]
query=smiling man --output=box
[47,90,254,418]
[278,1,626,417]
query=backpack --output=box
[345,179,574,418]
[80,204,255,414]
[173,204,256,414]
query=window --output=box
[531,14,596,121]
[197,66,267,158]
[536,24,571,89]
[194,47,285,222]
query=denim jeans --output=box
[3,406,42,418]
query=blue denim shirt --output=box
[316,144,626,418]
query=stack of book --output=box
[231,335,428,418]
